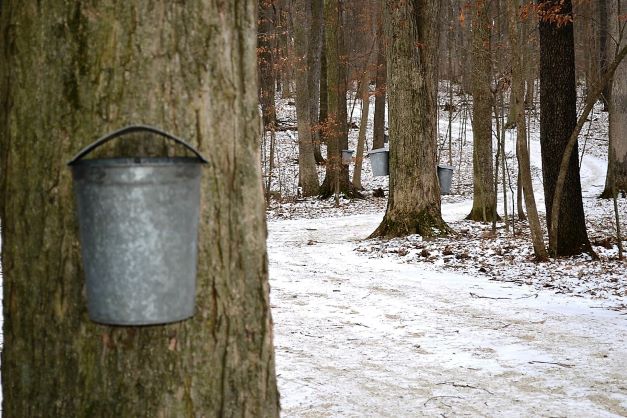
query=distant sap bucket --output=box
[437,165,454,195]
[342,149,354,165]
[368,148,389,176]
[68,125,207,326]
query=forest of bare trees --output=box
[257,0,626,259]
[1,0,626,415]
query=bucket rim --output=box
[70,156,204,168]
[368,148,389,155]
[437,164,454,171]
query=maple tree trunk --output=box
[371,0,449,238]
[0,2,279,416]
[467,0,498,222]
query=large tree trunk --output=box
[293,0,320,196]
[0,2,280,416]
[371,0,449,238]
[319,0,358,198]
[372,3,387,150]
[538,0,593,256]
[259,0,278,128]
[467,0,498,222]
[601,0,627,197]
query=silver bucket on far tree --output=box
[437,164,454,195]
[368,148,389,176]
[68,125,207,326]
[342,149,354,165]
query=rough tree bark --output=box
[372,2,387,150]
[467,0,499,222]
[538,0,594,256]
[0,2,280,416]
[293,0,320,196]
[371,0,449,238]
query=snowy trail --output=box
[268,213,627,417]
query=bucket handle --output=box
[67,124,208,165]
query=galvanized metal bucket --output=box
[437,164,454,195]
[341,149,354,165]
[368,148,389,176]
[68,125,207,326]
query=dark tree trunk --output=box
[538,0,593,256]
[259,0,278,128]
[467,0,498,222]
[0,2,280,416]
[319,35,328,144]
[372,3,387,150]
[371,0,449,238]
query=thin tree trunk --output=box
[353,60,373,190]
[259,0,278,128]
[600,0,611,110]
[280,3,294,97]
[0,1,279,416]
[371,0,449,238]
[524,13,536,110]
[309,0,325,164]
[319,35,328,144]
[372,2,387,150]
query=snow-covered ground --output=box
[267,87,627,416]
[268,213,627,417]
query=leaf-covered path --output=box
[268,213,627,417]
